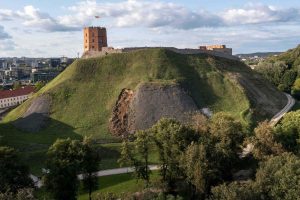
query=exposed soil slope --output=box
[13,95,50,132]
[128,83,199,132]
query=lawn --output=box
[35,171,160,200]
[0,121,159,175]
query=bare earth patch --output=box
[13,95,51,132]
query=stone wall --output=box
[82,47,240,61]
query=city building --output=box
[199,45,232,55]
[31,71,60,83]
[0,86,35,109]
[83,27,108,52]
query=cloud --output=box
[0,25,11,39]
[1,1,300,32]
[15,6,80,32]
[0,9,14,21]
[62,0,223,29]
[222,4,300,25]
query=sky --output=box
[1,0,300,57]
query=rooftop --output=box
[0,86,35,99]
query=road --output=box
[31,165,160,188]
[270,93,295,126]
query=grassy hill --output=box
[0,48,287,173]
[3,49,287,139]
[268,45,300,67]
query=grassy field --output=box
[1,48,286,175]
[35,171,160,200]
[0,121,158,175]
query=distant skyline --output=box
[1,0,300,57]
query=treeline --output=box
[0,137,100,200]
[255,46,300,99]
[1,111,299,199]
[119,112,300,199]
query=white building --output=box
[0,86,35,109]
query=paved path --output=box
[240,93,295,158]
[270,93,295,126]
[31,165,159,188]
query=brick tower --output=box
[83,27,108,52]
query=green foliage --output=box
[292,78,300,99]
[180,143,217,198]
[81,137,101,200]
[44,138,101,200]
[0,188,36,200]
[44,138,83,200]
[151,118,198,190]
[0,146,33,193]
[209,181,260,200]
[209,113,244,178]
[133,131,152,186]
[256,45,300,96]
[254,153,300,200]
[249,121,284,160]
[276,110,300,153]
[34,81,46,92]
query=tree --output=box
[276,111,300,153]
[34,81,45,92]
[118,139,134,167]
[281,70,297,92]
[44,138,84,200]
[0,146,33,193]
[209,112,244,179]
[0,188,36,200]
[151,118,198,191]
[180,143,217,198]
[134,130,152,187]
[81,137,101,200]
[250,121,284,160]
[254,153,300,200]
[209,181,259,200]
[291,78,300,99]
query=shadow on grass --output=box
[0,117,82,175]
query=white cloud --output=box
[1,1,300,32]
[15,6,80,32]
[0,9,14,21]
[61,0,223,29]
[223,4,300,25]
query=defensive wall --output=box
[82,47,239,61]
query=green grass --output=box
[35,171,160,200]
[0,121,158,175]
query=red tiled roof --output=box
[0,86,35,99]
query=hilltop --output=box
[254,45,300,98]
[267,45,300,66]
[3,48,287,140]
